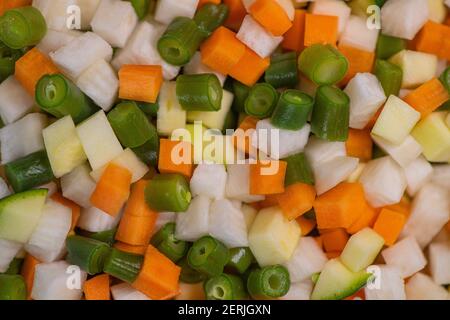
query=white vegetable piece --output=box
[400,183,449,248]
[371,95,421,145]
[31,261,87,300]
[50,32,113,80]
[381,236,427,278]
[43,116,87,178]
[431,164,450,189]
[152,212,176,236]
[403,156,433,196]
[187,90,234,130]
[36,29,82,55]
[279,280,313,300]
[76,59,119,112]
[25,200,72,262]
[364,265,406,300]
[157,82,187,136]
[112,22,180,80]
[310,0,351,35]
[111,283,151,300]
[0,76,34,125]
[344,73,386,130]
[304,136,346,167]
[35,181,58,198]
[313,156,359,195]
[237,15,283,58]
[249,206,301,267]
[77,206,122,232]
[184,52,227,86]
[90,148,149,183]
[91,0,138,48]
[0,239,22,273]
[389,50,438,89]
[446,0,450,7]
[428,0,447,23]
[339,15,379,52]
[190,164,227,200]
[428,242,450,285]
[0,113,48,164]
[175,195,211,242]
[154,0,199,25]
[241,204,258,230]
[76,111,123,170]
[33,0,78,31]
[0,177,12,199]
[405,273,449,300]
[359,156,407,207]
[61,163,97,208]
[252,119,311,160]
[209,199,249,248]
[371,135,422,168]
[226,164,265,203]
[283,237,328,283]
[381,0,429,40]
[78,0,101,30]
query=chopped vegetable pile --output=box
[0,0,450,301]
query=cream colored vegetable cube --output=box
[157,82,186,136]
[43,116,87,178]
[428,0,447,23]
[248,206,301,267]
[372,95,420,145]
[412,112,450,162]
[389,50,437,89]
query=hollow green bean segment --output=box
[247,265,290,299]
[144,174,192,212]
[440,67,450,93]
[232,80,251,113]
[131,137,159,167]
[35,74,98,124]
[283,152,315,186]
[66,235,111,275]
[204,274,247,300]
[157,17,204,66]
[150,223,188,263]
[226,247,254,275]
[194,3,229,38]
[374,59,403,97]
[271,90,314,130]
[5,150,55,193]
[0,7,47,49]
[4,258,23,275]
[103,248,143,283]
[89,228,117,246]
[136,100,159,117]
[176,74,223,112]
[244,83,278,118]
[298,44,348,85]
[187,236,229,277]
[376,34,406,60]
[127,0,150,20]
[108,101,156,148]
[265,52,299,89]
[178,258,208,284]
[311,85,350,142]
[0,274,27,300]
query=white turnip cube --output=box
[371,135,422,168]
[340,15,379,52]
[405,273,449,300]
[428,242,450,285]
[0,239,22,273]
[61,163,96,208]
[304,136,346,167]
[0,76,34,125]
[279,280,313,300]
[310,0,351,35]
[403,156,433,196]
[37,29,82,55]
[190,163,227,200]
[431,164,450,189]
[364,265,406,300]
[154,0,199,25]
[226,164,265,203]
[175,195,211,242]
[314,156,359,195]
[77,206,122,232]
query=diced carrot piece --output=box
[325,251,341,259]
[373,208,406,246]
[21,254,40,299]
[223,0,247,31]
[346,203,379,234]
[314,236,324,249]
[90,163,132,216]
[322,228,349,252]
[445,14,450,27]
[384,197,411,218]
[229,46,270,86]
[403,78,450,118]
[158,139,193,179]
[232,116,258,154]
[15,47,60,95]
[282,9,306,52]
[276,183,316,220]
[197,0,221,8]
[249,0,292,36]
[51,192,81,232]
[413,21,450,61]
[119,65,163,103]
[345,129,373,162]
[200,26,246,75]
[364,104,384,130]
[249,160,287,195]
[337,44,375,86]
[114,242,148,255]
[345,289,365,300]
[297,217,317,236]
[0,0,32,16]
[313,183,366,229]
[257,194,280,209]
[83,274,110,300]
[304,14,338,47]
[123,180,158,218]
[446,221,450,233]
[132,245,181,300]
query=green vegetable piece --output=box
[178,258,207,284]
[376,34,407,60]
[271,89,314,130]
[187,236,229,278]
[265,52,299,89]
[176,74,223,112]
[150,222,188,263]
[103,248,143,283]
[226,247,254,275]
[283,152,315,186]
[144,174,192,212]
[127,0,150,20]
[0,274,26,300]
[194,3,229,38]
[247,265,290,299]
[232,80,251,113]
[66,235,111,275]
[90,228,117,246]
[374,59,403,97]
[204,273,247,300]
[244,83,278,118]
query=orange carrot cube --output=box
[373,208,406,246]
[158,139,193,179]
[249,160,287,195]
[304,14,338,47]
[119,65,163,103]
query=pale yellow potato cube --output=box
[157,81,186,136]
